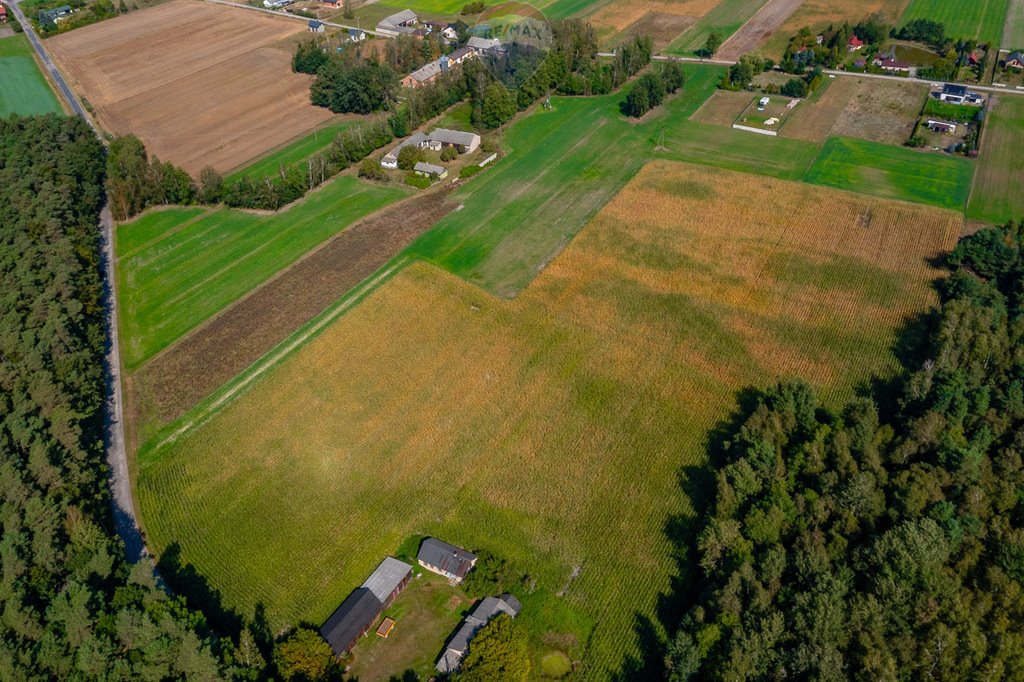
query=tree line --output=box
[665,220,1024,679]
[622,62,685,118]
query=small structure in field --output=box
[320,557,413,657]
[414,161,448,179]
[417,538,477,584]
[436,594,522,675]
[376,617,396,638]
[927,119,957,134]
[938,83,983,105]
[308,19,324,33]
[847,35,864,51]
[757,96,770,110]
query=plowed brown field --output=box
[47,0,334,173]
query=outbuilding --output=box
[318,557,412,657]
[436,594,522,674]
[418,538,477,583]
[414,161,448,179]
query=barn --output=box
[319,557,412,657]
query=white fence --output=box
[732,124,778,137]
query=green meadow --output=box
[666,0,771,54]
[803,136,974,211]
[900,0,1010,46]
[226,120,357,180]
[967,96,1024,224]
[117,177,408,369]
[0,34,62,116]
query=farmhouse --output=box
[262,0,294,7]
[38,5,72,27]
[417,538,477,583]
[467,36,502,54]
[381,127,480,168]
[875,57,911,73]
[319,557,412,657]
[401,47,475,88]
[847,35,864,51]
[436,594,522,674]
[307,19,324,33]
[348,28,366,42]
[1005,51,1024,70]
[927,119,957,134]
[414,161,448,179]
[938,83,983,105]
[376,9,418,36]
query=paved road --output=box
[203,0,387,36]
[10,0,147,563]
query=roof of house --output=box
[449,46,474,61]
[381,9,417,26]
[408,60,443,82]
[418,538,477,577]
[362,557,412,603]
[429,128,479,148]
[349,28,365,37]
[320,588,381,656]
[308,19,323,28]
[943,83,968,96]
[415,161,447,175]
[1007,51,1024,62]
[436,594,521,673]
[467,36,501,51]
[848,35,863,46]
[878,58,911,69]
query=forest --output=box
[665,221,1024,679]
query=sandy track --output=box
[716,0,804,61]
[47,0,334,173]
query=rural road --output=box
[10,0,147,562]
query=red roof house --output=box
[0,4,8,20]
[848,35,864,51]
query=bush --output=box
[273,628,334,681]
[406,172,431,188]
[359,157,387,180]
[459,163,483,178]
[440,145,459,162]
[780,77,808,97]
[397,144,424,170]
[461,0,485,14]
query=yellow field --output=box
[138,161,961,677]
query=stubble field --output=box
[138,160,961,678]
[46,0,335,173]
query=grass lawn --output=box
[138,161,960,679]
[900,0,1010,46]
[358,0,601,20]
[666,0,771,54]
[0,34,62,116]
[116,176,408,369]
[803,136,975,211]
[226,120,357,180]
[967,96,1024,224]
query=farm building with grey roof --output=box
[417,537,477,583]
[436,593,522,674]
[319,557,412,657]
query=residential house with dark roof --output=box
[938,83,983,105]
[436,594,522,674]
[308,19,324,33]
[376,9,418,36]
[1005,51,1024,69]
[418,538,477,583]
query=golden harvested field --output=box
[139,160,961,677]
[47,0,334,173]
[588,0,723,32]
[758,0,913,58]
[689,88,753,126]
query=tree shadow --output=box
[610,388,763,680]
[157,542,246,641]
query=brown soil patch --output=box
[126,189,456,446]
[47,0,335,173]
[615,12,696,51]
[588,0,720,32]
[689,89,753,126]
[782,76,858,141]
[829,78,928,145]
[717,0,805,61]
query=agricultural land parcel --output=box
[1004,0,1024,47]
[226,119,357,180]
[117,176,408,369]
[137,160,962,678]
[357,0,600,20]
[46,0,335,174]
[901,0,1010,46]
[666,0,770,54]
[714,0,804,61]
[967,96,1024,224]
[756,0,912,58]
[583,0,720,49]
[0,34,62,116]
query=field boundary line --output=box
[119,207,217,260]
[141,253,413,457]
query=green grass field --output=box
[117,176,408,369]
[803,136,974,211]
[138,161,961,679]
[1004,0,1024,48]
[900,0,1010,46]
[0,34,62,116]
[227,120,356,180]
[666,0,771,54]
[967,96,1024,224]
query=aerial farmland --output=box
[4,0,1024,677]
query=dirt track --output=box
[126,189,456,446]
[716,0,804,61]
[47,0,334,173]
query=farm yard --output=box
[116,176,408,371]
[804,136,974,211]
[137,160,962,679]
[46,0,336,173]
[967,96,1024,225]
[0,34,62,116]
[900,0,1011,46]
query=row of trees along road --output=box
[666,221,1024,679]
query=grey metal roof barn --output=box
[430,129,479,149]
[418,537,477,581]
[414,161,447,176]
[436,593,522,674]
[362,557,412,603]
[320,588,382,656]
